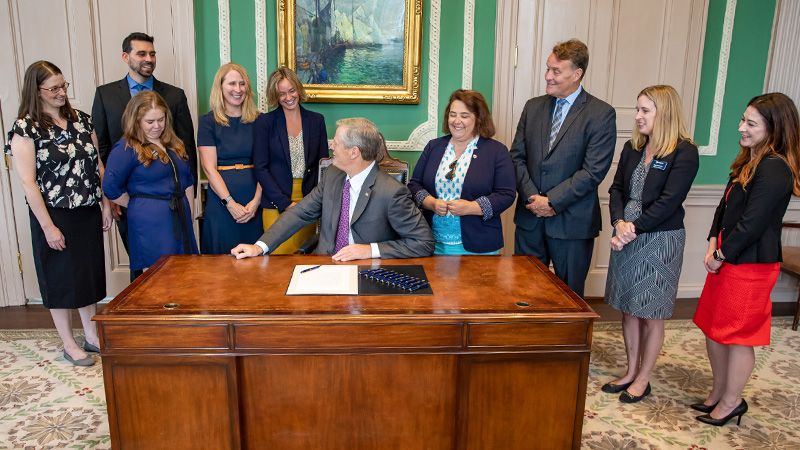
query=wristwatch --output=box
[712,249,725,262]
[221,195,233,206]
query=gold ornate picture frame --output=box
[277,0,423,104]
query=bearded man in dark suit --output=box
[510,39,617,297]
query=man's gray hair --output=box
[336,117,385,162]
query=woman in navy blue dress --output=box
[199,63,263,254]
[103,91,197,275]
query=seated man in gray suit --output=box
[510,39,616,297]
[231,118,434,261]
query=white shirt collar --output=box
[346,161,376,193]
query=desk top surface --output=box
[97,255,597,319]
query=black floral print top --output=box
[4,110,102,208]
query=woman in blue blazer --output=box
[253,66,327,253]
[408,90,516,254]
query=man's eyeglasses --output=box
[445,159,458,180]
[39,82,70,94]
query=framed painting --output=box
[277,0,423,104]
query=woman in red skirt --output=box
[694,92,800,426]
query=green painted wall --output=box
[193,0,498,168]
[194,1,777,182]
[693,0,777,184]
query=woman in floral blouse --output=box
[5,61,112,367]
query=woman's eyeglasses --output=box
[445,159,458,180]
[39,82,70,94]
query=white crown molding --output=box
[255,0,268,111]
[461,0,475,90]
[218,0,231,64]
[698,0,736,156]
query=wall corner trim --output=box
[698,0,736,156]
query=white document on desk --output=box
[286,265,359,295]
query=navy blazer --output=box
[253,106,328,211]
[609,140,699,234]
[408,135,516,253]
[708,156,793,264]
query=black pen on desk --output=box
[300,265,321,274]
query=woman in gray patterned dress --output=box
[601,85,699,403]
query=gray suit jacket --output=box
[510,89,616,239]
[259,164,434,258]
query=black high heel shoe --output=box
[690,401,719,413]
[696,399,748,426]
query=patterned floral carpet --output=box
[0,319,797,449]
[584,318,800,449]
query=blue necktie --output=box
[548,98,568,152]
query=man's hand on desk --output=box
[230,244,264,259]
[332,244,372,262]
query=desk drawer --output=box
[102,324,230,350]
[467,321,589,348]
[235,323,462,350]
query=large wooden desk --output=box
[96,255,598,449]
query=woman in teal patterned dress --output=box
[408,90,516,255]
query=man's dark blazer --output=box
[609,140,699,234]
[253,106,328,212]
[92,77,197,180]
[708,156,793,264]
[510,89,616,239]
[407,135,516,253]
[259,163,434,258]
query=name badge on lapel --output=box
[652,160,668,171]
[54,131,69,145]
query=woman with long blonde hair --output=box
[601,85,699,403]
[199,63,263,253]
[103,91,198,277]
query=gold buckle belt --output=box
[217,164,254,171]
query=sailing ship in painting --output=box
[295,0,406,86]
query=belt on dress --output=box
[217,164,254,171]
[129,192,193,253]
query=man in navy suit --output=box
[92,32,197,265]
[510,39,616,297]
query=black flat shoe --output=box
[690,401,719,413]
[696,399,748,426]
[601,381,633,394]
[83,341,100,353]
[619,383,651,403]
[63,350,95,367]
